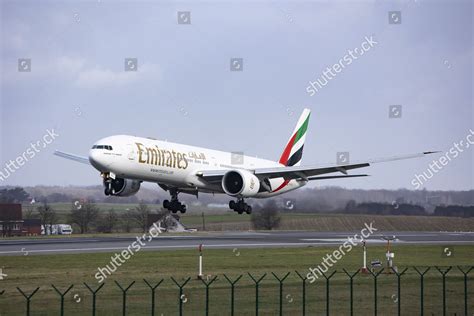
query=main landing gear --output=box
[163,189,186,213]
[229,198,252,214]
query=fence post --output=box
[16,287,40,316]
[457,266,473,316]
[114,281,135,316]
[223,274,243,316]
[271,272,291,316]
[84,282,105,316]
[343,269,359,316]
[51,284,74,316]
[294,271,307,316]
[143,279,164,316]
[171,277,191,316]
[321,271,337,316]
[200,275,218,316]
[435,266,452,316]
[369,269,383,316]
[413,267,430,316]
[248,273,266,316]
[391,267,408,316]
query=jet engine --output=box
[104,178,141,196]
[222,170,260,197]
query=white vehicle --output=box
[41,224,73,235]
[56,224,73,235]
[55,109,436,214]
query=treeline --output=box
[433,205,474,218]
[341,201,474,218]
[343,201,427,216]
[27,201,167,234]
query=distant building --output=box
[23,219,41,236]
[0,204,23,237]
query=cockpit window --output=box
[92,145,113,150]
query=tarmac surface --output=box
[0,231,473,256]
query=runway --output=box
[0,231,473,256]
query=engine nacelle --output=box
[107,178,141,197]
[222,170,260,197]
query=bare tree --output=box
[37,201,57,235]
[121,210,134,233]
[130,203,151,232]
[251,200,281,230]
[99,209,118,233]
[23,204,36,220]
[70,202,99,234]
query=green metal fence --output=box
[1,266,472,316]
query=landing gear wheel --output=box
[229,199,252,214]
[245,205,252,214]
[163,189,187,214]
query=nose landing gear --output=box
[103,173,113,196]
[229,198,252,214]
[163,189,186,213]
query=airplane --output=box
[55,108,437,214]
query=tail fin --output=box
[278,108,311,166]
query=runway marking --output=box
[0,241,473,255]
[0,242,322,254]
[300,238,387,243]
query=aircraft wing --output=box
[197,151,438,182]
[54,150,90,165]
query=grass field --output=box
[0,245,473,315]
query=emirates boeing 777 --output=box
[55,109,436,214]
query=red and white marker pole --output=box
[198,243,203,279]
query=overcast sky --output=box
[0,0,472,191]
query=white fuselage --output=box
[89,135,306,198]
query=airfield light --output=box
[360,240,369,274]
[198,244,203,279]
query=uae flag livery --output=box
[279,108,311,167]
[273,108,311,192]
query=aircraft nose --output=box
[89,150,110,171]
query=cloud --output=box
[56,56,86,75]
[74,62,162,88]
[1,55,161,88]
